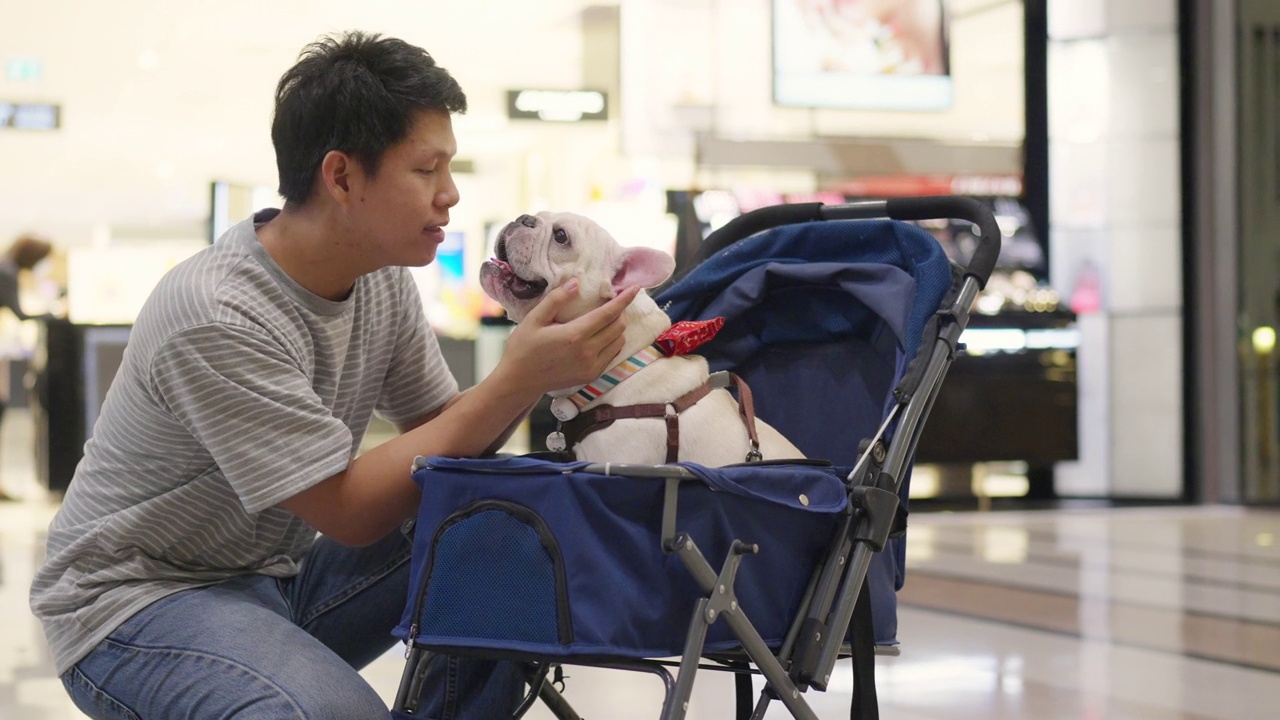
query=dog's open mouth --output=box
[486,258,548,300]
[487,236,550,301]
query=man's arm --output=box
[395,388,535,456]
[281,364,543,546]
[279,282,639,546]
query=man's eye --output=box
[553,228,569,245]
[417,168,436,175]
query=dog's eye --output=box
[553,228,569,245]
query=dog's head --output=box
[479,211,675,322]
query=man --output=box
[30,31,637,719]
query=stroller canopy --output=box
[654,218,957,647]
[654,218,956,461]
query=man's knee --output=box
[201,663,388,720]
[285,674,388,720]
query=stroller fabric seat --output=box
[394,456,851,659]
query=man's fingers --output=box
[580,289,637,349]
[588,311,627,355]
[571,285,640,334]
[583,332,628,379]
[599,333,627,366]
[524,279,580,326]
[616,284,643,307]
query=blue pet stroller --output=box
[391,197,999,719]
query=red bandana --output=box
[654,318,725,357]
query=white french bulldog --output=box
[480,211,804,467]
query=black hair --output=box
[271,31,467,204]
[7,235,52,269]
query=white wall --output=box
[0,0,600,248]
[1,0,1027,251]
[1047,0,1183,498]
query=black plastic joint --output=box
[850,486,901,552]
[937,314,965,355]
[790,617,827,686]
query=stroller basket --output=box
[393,457,851,659]
[393,196,1000,720]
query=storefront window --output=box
[1238,0,1280,503]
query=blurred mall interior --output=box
[0,0,1277,718]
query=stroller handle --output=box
[688,195,1001,289]
[882,196,1000,289]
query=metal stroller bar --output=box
[664,533,820,720]
[514,664,551,719]
[885,276,980,483]
[807,328,962,690]
[675,195,1001,291]
[648,472,823,719]
[777,419,896,695]
[794,275,986,693]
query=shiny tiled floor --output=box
[2,409,1278,718]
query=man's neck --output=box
[256,204,363,301]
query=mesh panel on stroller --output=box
[392,198,999,719]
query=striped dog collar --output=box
[550,345,664,422]
[547,317,726,423]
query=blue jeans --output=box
[61,526,524,719]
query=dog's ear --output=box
[612,247,676,292]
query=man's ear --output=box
[611,247,676,293]
[319,150,354,202]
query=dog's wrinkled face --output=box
[480,211,674,322]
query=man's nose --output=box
[436,167,460,209]
[516,214,538,228]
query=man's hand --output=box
[498,279,640,394]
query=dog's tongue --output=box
[485,258,546,300]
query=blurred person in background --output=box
[0,233,54,502]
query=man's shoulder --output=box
[145,232,259,324]
[129,228,289,359]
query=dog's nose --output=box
[517,214,538,228]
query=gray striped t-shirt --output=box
[30,210,458,675]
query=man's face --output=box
[347,109,459,268]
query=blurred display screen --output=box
[772,0,953,111]
[436,231,466,284]
[0,101,59,130]
[409,229,499,339]
[668,187,1044,280]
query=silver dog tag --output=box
[550,397,580,421]
[546,431,567,452]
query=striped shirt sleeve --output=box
[149,322,353,514]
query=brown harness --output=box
[557,372,763,464]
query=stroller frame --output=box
[392,196,1000,720]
